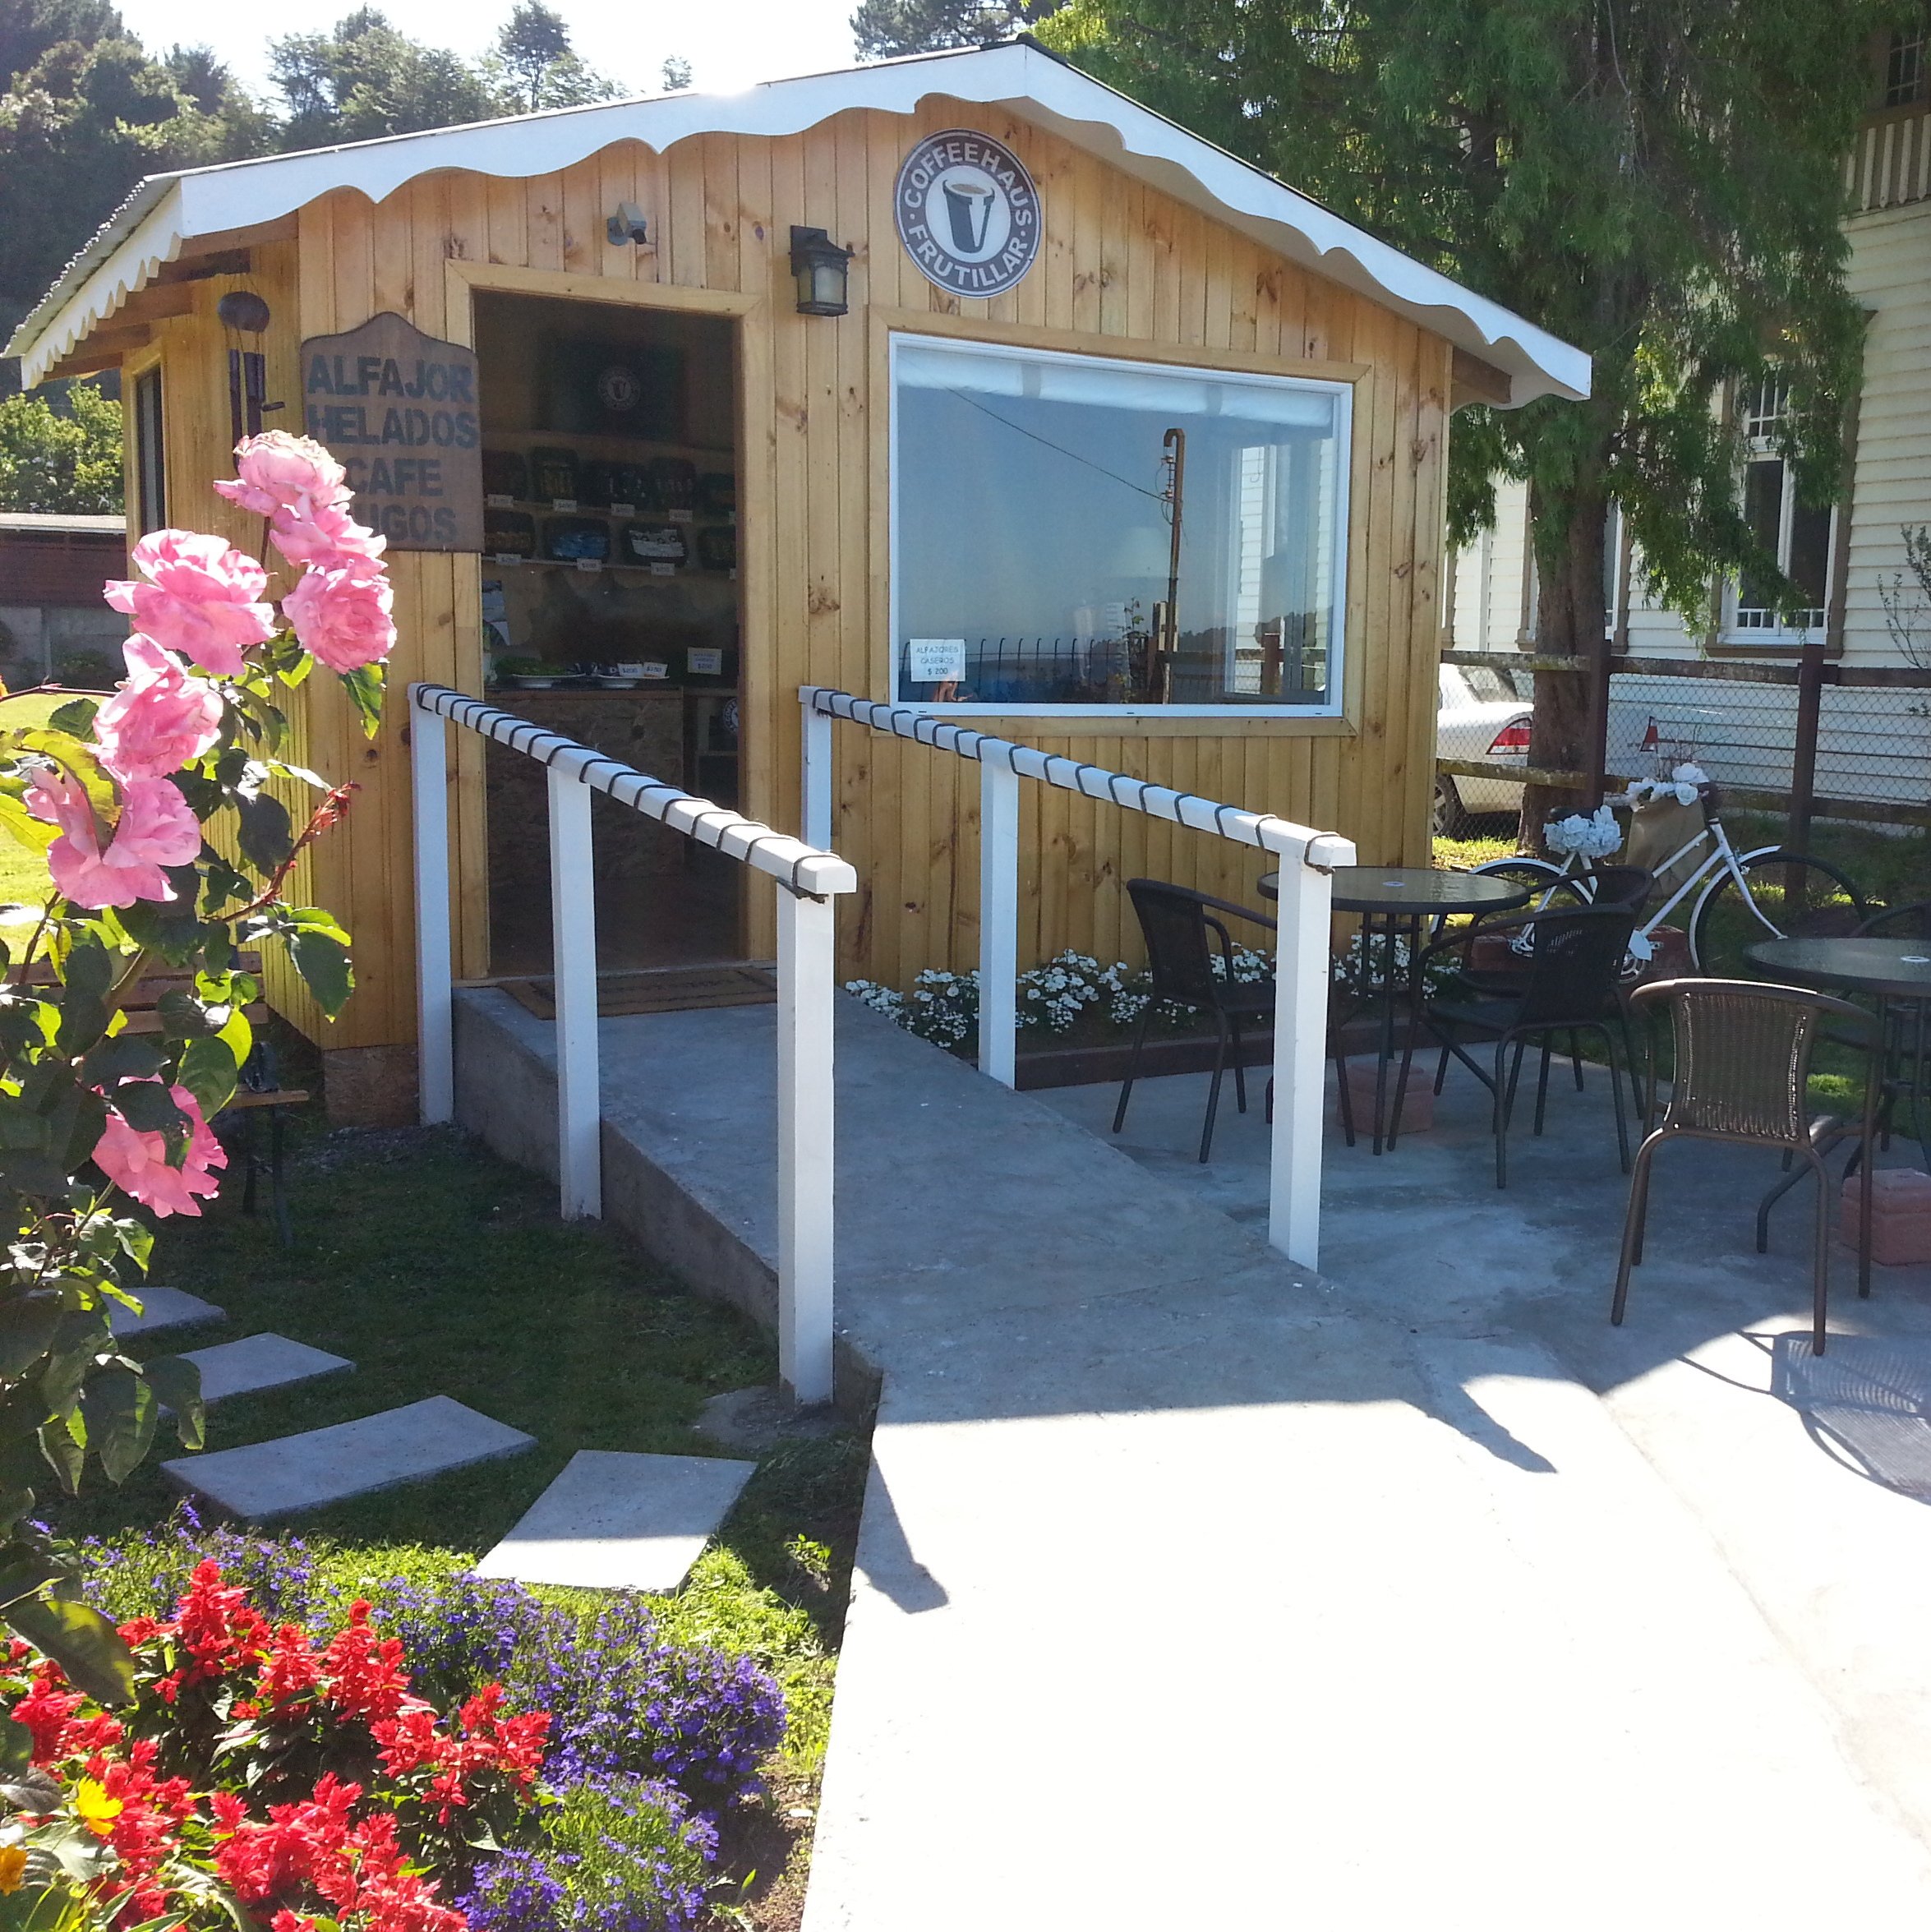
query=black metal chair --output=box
[1409,902,1640,1187]
[1114,878,1279,1164]
[1611,978,1878,1353]
[1854,901,1931,1160]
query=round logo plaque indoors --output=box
[894,130,1040,298]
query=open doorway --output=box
[471,291,745,980]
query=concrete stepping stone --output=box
[177,1333,353,1405]
[109,1286,224,1339]
[474,1449,755,1593]
[163,1396,535,1520]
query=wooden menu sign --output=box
[300,312,482,551]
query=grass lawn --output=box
[52,1115,867,1931]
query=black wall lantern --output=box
[789,226,852,316]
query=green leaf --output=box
[0,1764,61,1811]
[155,989,214,1040]
[6,1594,136,1705]
[79,1367,156,1485]
[233,792,293,874]
[288,929,353,1018]
[44,700,99,737]
[176,1036,238,1118]
[31,1420,80,1498]
[0,1552,66,1612]
[0,1712,32,1775]
[340,663,386,739]
[138,1355,203,1452]
[104,1081,186,1143]
[0,1295,63,1379]
[0,795,56,858]
[81,1036,167,1087]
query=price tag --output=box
[639,661,670,680]
[494,552,523,565]
[553,498,578,512]
[687,648,724,676]
[575,557,602,574]
[486,492,514,509]
[609,502,636,517]
[906,638,967,683]
[650,562,675,577]
[669,508,694,523]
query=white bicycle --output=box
[1472,778,1865,976]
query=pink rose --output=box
[93,1081,226,1218]
[103,530,277,678]
[283,558,395,674]
[213,431,348,521]
[270,499,387,572]
[92,636,224,782]
[27,767,202,908]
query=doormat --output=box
[504,966,777,1021]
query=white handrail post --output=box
[777,882,836,1406]
[801,696,833,850]
[410,693,454,1126]
[1267,856,1334,1268]
[547,767,601,1218]
[978,752,1020,1086]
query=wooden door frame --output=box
[443,260,775,972]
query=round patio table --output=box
[1747,934,1931,1173]
[1259,867,1531,1153]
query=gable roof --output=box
[7,39,1589,403]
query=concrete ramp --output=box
[454,989,1931,1928]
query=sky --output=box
[112,0,862,103]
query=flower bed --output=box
[0,1519,790,1932]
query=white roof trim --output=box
[10,42,1588,403]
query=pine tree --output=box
[1041,0,1896,826]
[852,0,1064,61]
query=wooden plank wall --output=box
[154,93,1449,1043]
[119,243,335,1040]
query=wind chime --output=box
[218,289,279,455]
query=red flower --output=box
[12,1664,85,1764]
[319,1605,409,1723]
[173,1560,272,1683]
[258,1625,325,1707]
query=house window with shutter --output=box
[1728,378,1832,642]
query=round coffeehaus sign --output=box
[895,130,1040,297]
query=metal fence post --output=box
[777,883,836,1406]
[802,696,833,851]
[978,753,1020,1086]
[1268,857,1335,1269]
[409,694,454,1126]
[547,767,601,1219]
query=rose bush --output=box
[0,429,393,1709]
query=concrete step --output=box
[474,1448,755,1592]
[176,1333,353,1405]
[109,1286,224,1339]
[163,1396,534,1520]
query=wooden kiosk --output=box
[7,41,1587,1119]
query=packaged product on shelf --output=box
[530,445,579,501]
[483,509,537,556]
[542,515,611,561]
[695,526,736,571]
[482,450,528,500]
[619,522,689,566]
[643,456,696,510]
[696,472,735,516]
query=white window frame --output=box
[887,331,1353,719]
[1723,379,1833,647]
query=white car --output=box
[1435,659,1534,835]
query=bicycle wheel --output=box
[1689,848,1867,977]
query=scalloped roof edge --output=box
[7,41,1589,404]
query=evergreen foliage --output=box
[852,0,1063,60]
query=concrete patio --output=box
[1044,1045,1931,1854]
[455,987,1931,1925]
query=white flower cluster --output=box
[905,966,980,1048]
[1543,804,1624,859]
[1017,951,1135,1034]
[843,978,906,1018]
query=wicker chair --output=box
[1114,879,1280,1164]
[1611,978,1878,1353]
[1412,902,1639,1187]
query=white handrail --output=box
[799,684,1355,1268]
[410,682,857,1405]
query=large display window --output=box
[890,334,1351,715]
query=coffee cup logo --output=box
[895,131,1040,298]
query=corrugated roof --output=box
[6,40,1588,405]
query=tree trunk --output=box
[1519,477,1611,851]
